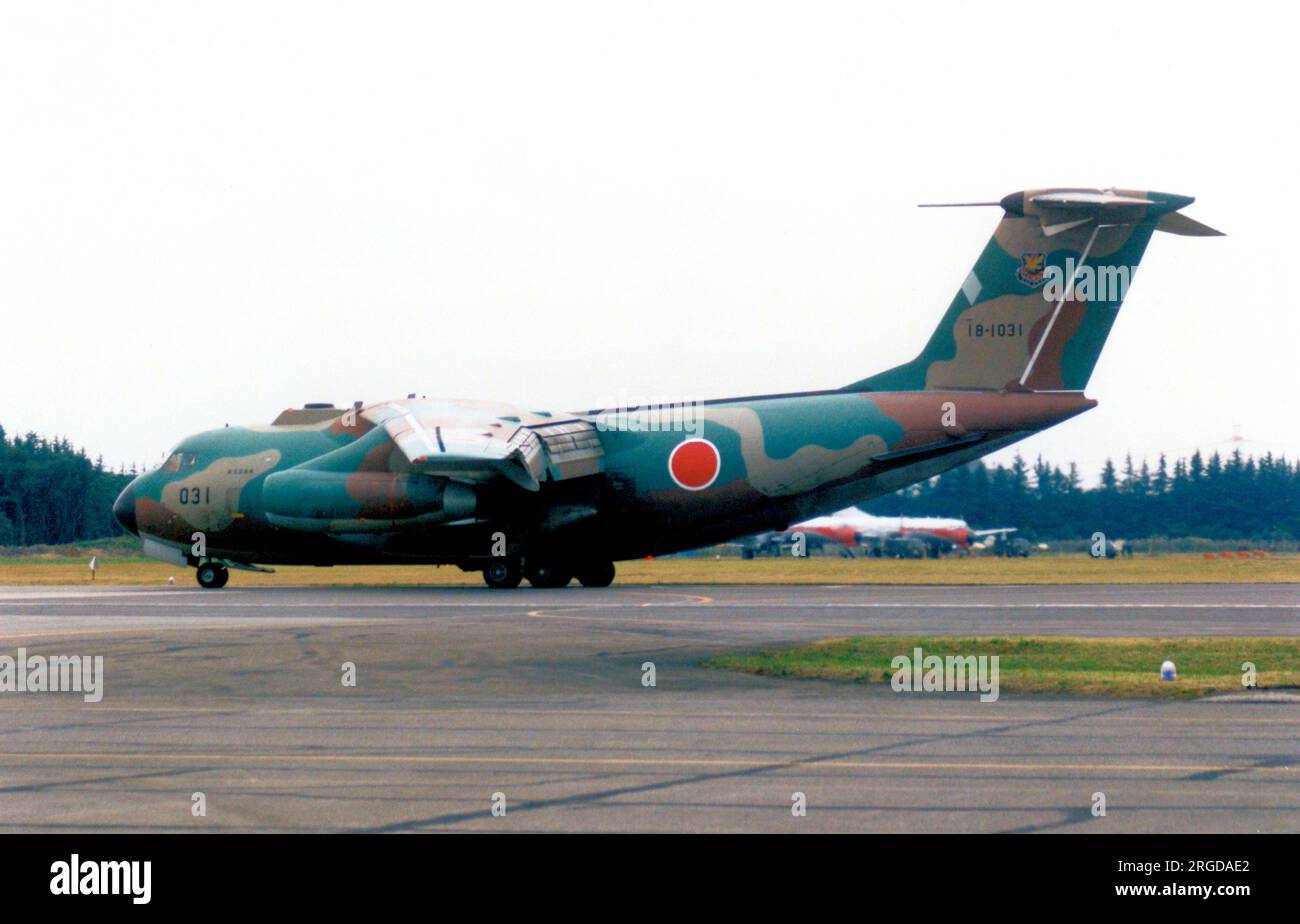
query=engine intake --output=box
[262,470,476,532]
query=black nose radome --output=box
[113,481,138,535]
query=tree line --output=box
[862,450,1300,542]
[0,425,133,546]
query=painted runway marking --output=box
[14,704,1294,726]
[1,600,1292,609]
[0,618,410,641]
[0,750,1291,775]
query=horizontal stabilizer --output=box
[1156,210,1225,236]
[1030,191,1156,209]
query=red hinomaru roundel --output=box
[668,438,721,491]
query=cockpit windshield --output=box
[160,451,200,473]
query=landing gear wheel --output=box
[483,557,523,589]
[576,561,615,588]
[525,559,573,588]
[196,562,228,589]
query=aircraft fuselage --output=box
[113,389,1092,584]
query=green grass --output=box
[0,553,1295,586]
[704,636,1300,698]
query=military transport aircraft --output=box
[112,188,1219,588]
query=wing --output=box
[366,400,604,491]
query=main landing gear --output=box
[195,561,229,589]
[480,557,616,589]
[524,558,573,588]
[574,560,615,588]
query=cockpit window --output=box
[161,452,200,473]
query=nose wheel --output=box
[196,562,229,589]
[483,557,523,589]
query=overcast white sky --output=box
[2,1,1296,484]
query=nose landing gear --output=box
[483,557,523,589]
[195,562,229,589]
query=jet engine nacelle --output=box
[262,470,476,532]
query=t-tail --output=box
[846,188,1222,393]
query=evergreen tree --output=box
[0,423,133,545]
[863,452,1299,542]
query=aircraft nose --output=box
[112,481,138,535]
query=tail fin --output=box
[847,188,1221,393]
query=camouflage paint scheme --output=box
[112,188,1219,586]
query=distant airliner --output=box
[746,507,1018,558]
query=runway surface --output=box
[0,582,1295,832]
